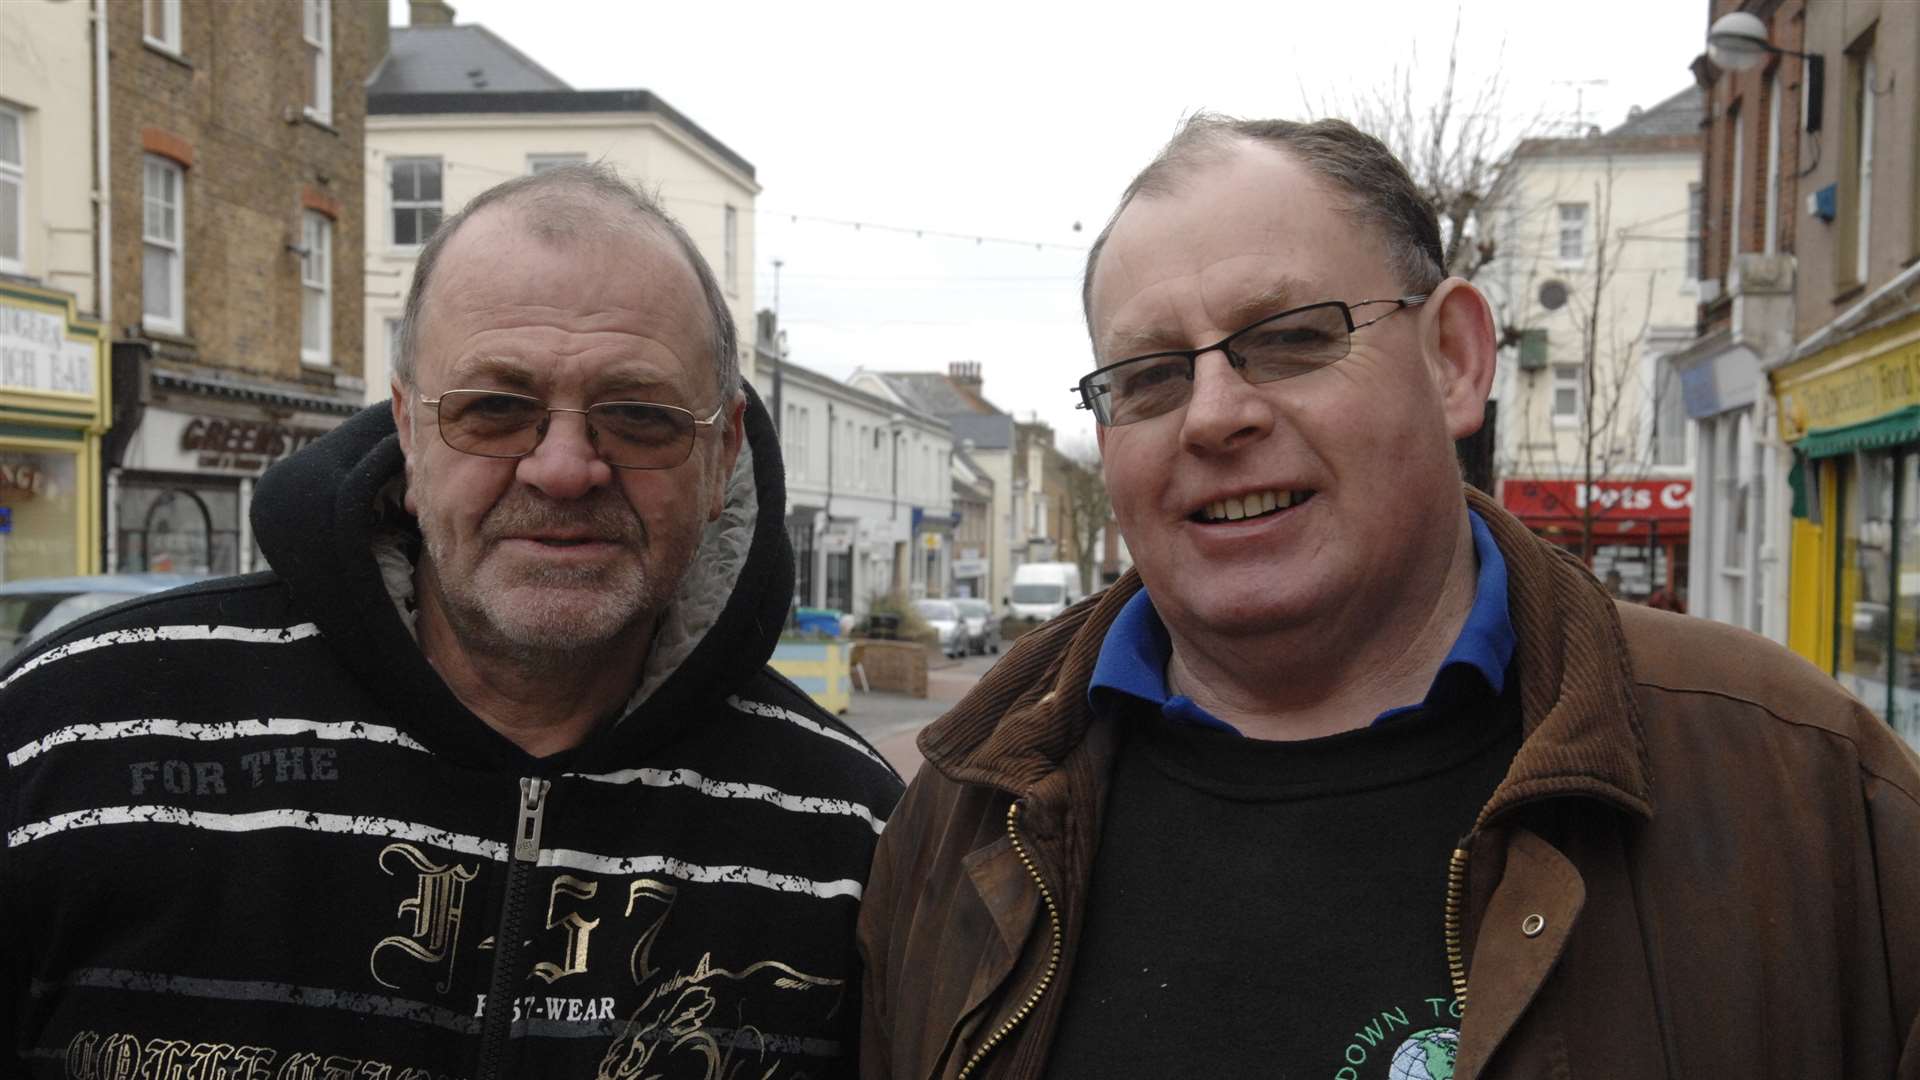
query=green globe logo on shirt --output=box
[1387,1027,1457,1080]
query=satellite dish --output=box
[1538,279,1570,311]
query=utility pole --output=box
[770,258,784,437]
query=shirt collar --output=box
[1088,509,1515,735]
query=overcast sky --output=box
[392,0,1706,445]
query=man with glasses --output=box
[858,118,1920,1077]
[0,165,900,1075]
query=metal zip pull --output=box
[514,777,550,862]
[1444,845,1471,1011]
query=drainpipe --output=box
[94,0,115,573]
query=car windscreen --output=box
[915,601,958,621]
[1011,584,1064,604]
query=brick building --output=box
[103,0,376,575]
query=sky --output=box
[391,0,1707,445]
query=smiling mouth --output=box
[1191,489,1315,524]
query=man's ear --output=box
[709,395,747,521]
[391,382,419,514]
[1420,277,1498,440]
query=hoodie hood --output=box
[249,381,794,770]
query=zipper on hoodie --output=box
[475,777,550,1080]
[1443,844,1471,1011]
[956,800,1063,1080]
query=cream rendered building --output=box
[361,4,758,402]
[1484,89,1704,599]
[0,0,99,314]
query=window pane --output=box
[302,288,324,352]
[306,46,321,110]
[390,162,414,202]
[1895,454,1920,751]
[393,208,416,246]
[1838,451,1895,720]
[418,162,441,202]
[0,176,19,261]
[0,110,19,166]
[420,207,441,237]
[143,244,173,318]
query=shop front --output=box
[108,359,361,575]
[0,284,110,582]
[1500,477,1693,603]
[1773,309,1920,750]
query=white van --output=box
[1007,562,1086,622]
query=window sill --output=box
[301,112,338,135]
[300,355,333,370]
[142,40,192,69]
[1831,282,1866,305]
[140,322,191,344]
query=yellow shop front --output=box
[1774,309,1920,750]
[0,283,109,584]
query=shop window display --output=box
[1896,455,1920,747]
[1837,451,1896,721]
[0,450,79,582]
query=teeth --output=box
[1201,489,1302,522]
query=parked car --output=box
[0,573,210,661]
[913,598,969,659]
[952,598,1000,655]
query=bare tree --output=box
[1301,7,1535,281]
[1057,441,1111,595]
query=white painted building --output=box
[757,324,952,616]
[851,363,1061,610]
[361,3,757,401]
[1482,89,1704,601]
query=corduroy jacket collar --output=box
[916,486,1655,828]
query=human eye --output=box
[594,402,688,448]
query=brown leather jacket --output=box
[858,491,1920,1080]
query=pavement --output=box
[840,649,1002,778]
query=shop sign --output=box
[920,532,943,550]
[1502,479,1693,522]
[952,557,988,577]
[1774,323,1920,441]
[125,409,336,477]
[0,298,97,397]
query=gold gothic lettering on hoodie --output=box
[369,843,479,994]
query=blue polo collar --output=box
[1088,510,1515,736]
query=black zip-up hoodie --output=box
[1,386,901,1078]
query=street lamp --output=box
[1707,10,1824,131]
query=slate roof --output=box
[368,25,570,94]
[1608,86,1705,138]
[864,372,1015,450]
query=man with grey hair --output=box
[1,164,901,1077]
[858,118,1920,1078]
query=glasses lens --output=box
[436,390,545,457]
[1090,355,1192,426]
[589,402,697,468]
[1232,305,1352,384]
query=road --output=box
[839,649,1002,779]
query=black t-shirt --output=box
[1044,694,1521,1080]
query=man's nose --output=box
[515,409,614,499]
[1178,350,1272,453]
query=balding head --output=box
[394,162,739,401]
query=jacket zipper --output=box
[1443,844,1471,1011]
[956,800,1062,1080]
[475,776,550,1080]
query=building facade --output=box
[1753,0,1920,749]
[103,0,373,577]
[0,0,112,582]
[760,326,951,617]
[362,2,758,402]
[851,362,1066,610]
[1672,0,1810,643]
[1485,90,1703,601]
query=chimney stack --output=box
[949,360,982,394]
[410,0,456,26]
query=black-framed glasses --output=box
[419,389,724,470]
[1073,295,1429,427]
